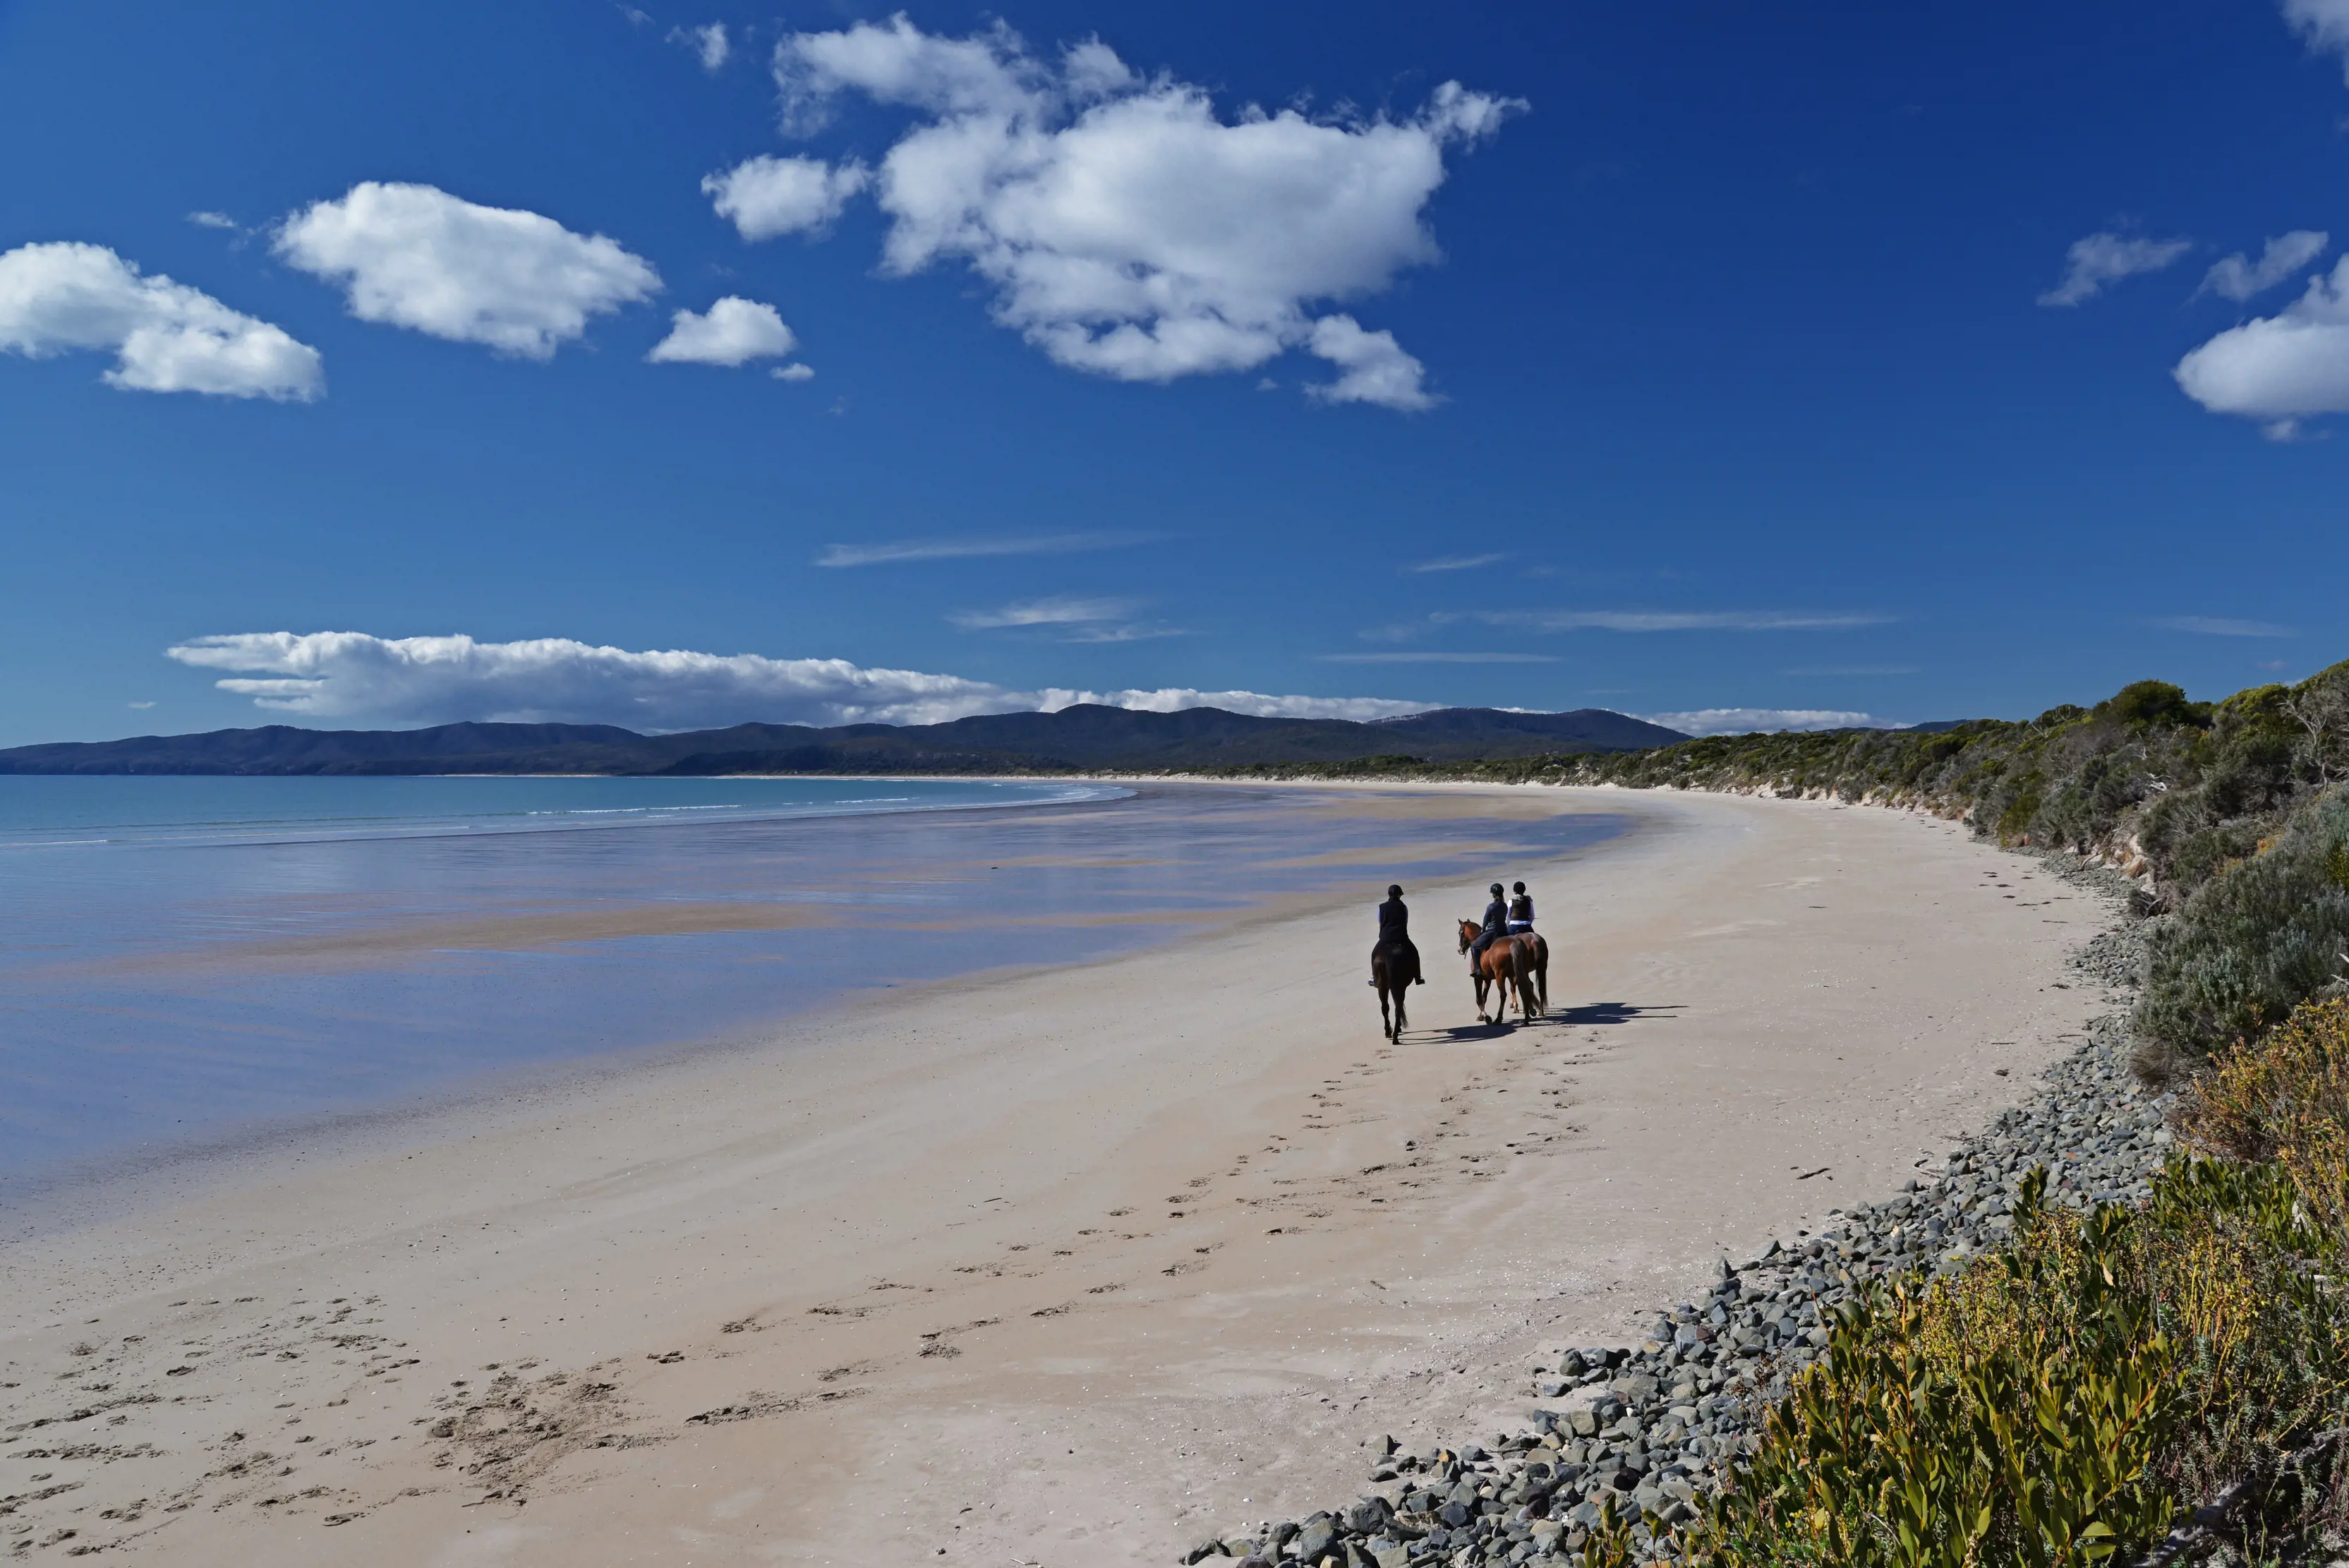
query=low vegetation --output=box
[1214,663,2349,1563]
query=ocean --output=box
[0,775,1619,1195]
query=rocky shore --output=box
[1182,858,2166,1567]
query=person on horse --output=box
[1468,881,1509,978]
[1507,880,1535,934]
[1372,883,1423,987]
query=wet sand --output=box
[0,786,2122,1567]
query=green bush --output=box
[2136,790,2349,1071]
[1598,1150,2349,1568]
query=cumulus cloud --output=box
[165,630,1424,728]
[2150,615,2297,637]
[2173,255,2349,430]
[274,182,660,358]
[816,531,1152,567]
[186,211,240,231]
[2199,231,2329,301]
[0,241,322,399]
[1638,708,1881,737]
[1303,315,1434,410]
[2038,231,2192,307]
[2286,0,2349,79]
[703,155,871,240]
[759,16,1517,409]
[672,22,728,71]
[772,362,815,382]
[647,296,803,367]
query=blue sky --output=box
[5,0,2349,745]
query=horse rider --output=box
[1467,881,1509,978]
[1372,883,1423,986]
[1507,880,1535,934]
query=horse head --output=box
[1456,919,1482,954]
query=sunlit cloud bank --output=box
[164,632,1429,730]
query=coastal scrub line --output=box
[1178,645,2349,1562]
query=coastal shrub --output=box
[1615,1158,2349,1567]
[2176,995,2349,1252]
[1656,1176,2179,1568]
[2135,789,2349,1066]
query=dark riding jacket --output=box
[1508,893,1534,930]
[1377,897,1411,943]
[1478,897,1507,936]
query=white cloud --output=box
[816,531,1151,567]
[1318,651,1557,664]
[1304,315,1434,411]
[274,182,660,358]
[1640,708,1882,737]
[2286,0,2349,78]
[948,594,1183,642]
[948,594,1138,629]
[703,155,871,240]
[1085,689,1425,720]
[2199,230,2329,301]
[0,241,323,400]
[186,211,239,231]
[165,630,1425,728]
[1455,608,1894,634]
[1408,553,1504,573]
[647,296,802,367]
[2174,255,2349,426]
[772,362,816,381]
[2150,615,2297,637]
[764,17,1517,409]
[672,22,729,71]
[2038,231,2192,307]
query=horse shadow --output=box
[1427,1000,1681,1044]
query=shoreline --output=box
[0,786,2118,1565]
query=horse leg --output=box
[1379,984,1393,1042]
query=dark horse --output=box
[1456,919,1545,1025]
[1372,938,1419,1042]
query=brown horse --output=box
[1514,931,1550,1012]
[1371,939,1418,1042]
[1456,919,1541,1025]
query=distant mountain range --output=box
[0,706,1693,777]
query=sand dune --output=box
[0,787,2122,1567]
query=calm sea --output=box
[0,776,1619,1194]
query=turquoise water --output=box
[0,776,1620,1194]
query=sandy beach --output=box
[0,785,2124,1567]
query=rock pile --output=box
[1182,867,2168,1565]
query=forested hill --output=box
[0,704,1687,777]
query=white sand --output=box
[0,787,2124,1567]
